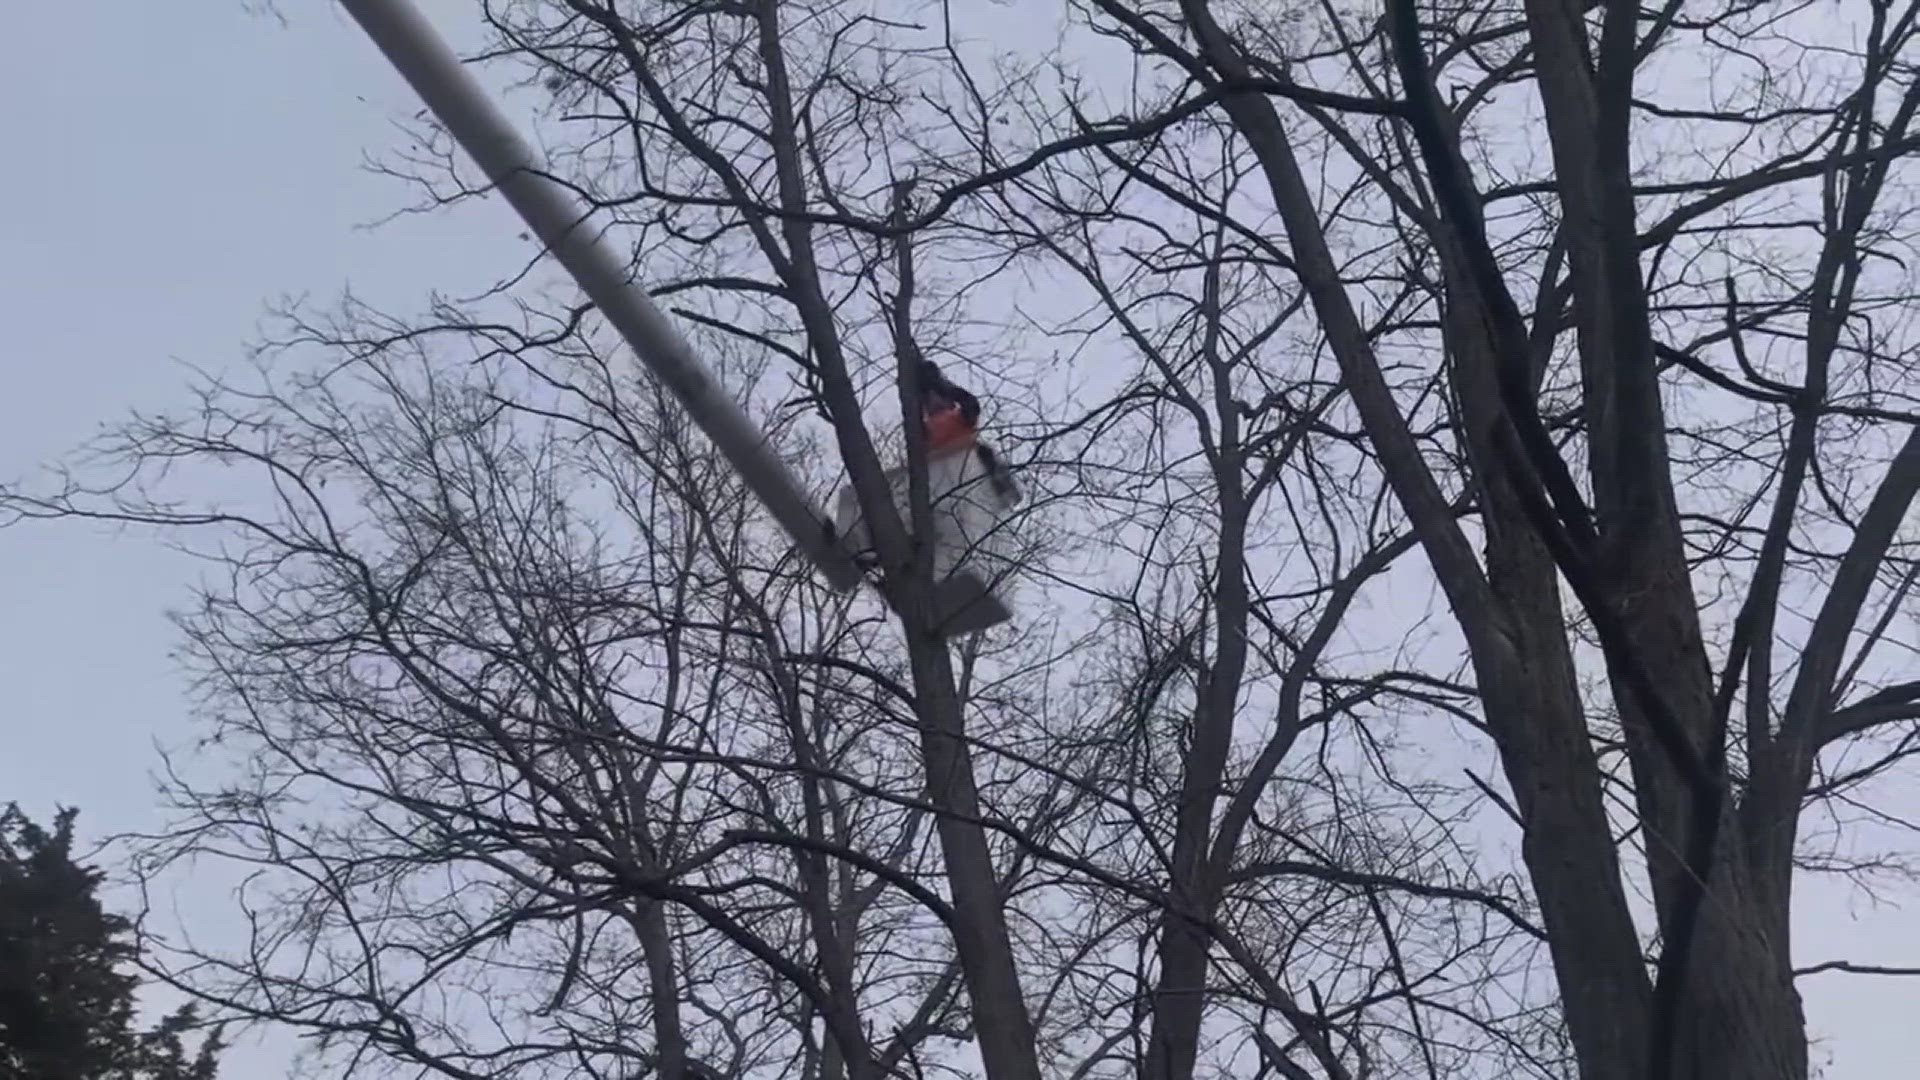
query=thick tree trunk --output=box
[1437,276,1659,1077]
[1518,0,1716,909]
[1176,0,1673,1060]
[1515,2,1810,1073]
[1671,845,1807,1079]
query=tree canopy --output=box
[6,1,1920,1078]
[0,805,220,1080]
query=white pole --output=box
[337,0,863,592]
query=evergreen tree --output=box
[0,805,219,1080]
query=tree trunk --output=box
[633,899,694,1080]
[1145,417,1252,1079]
[1670,843,1807,1079]
[903,628,1045,1080]
[1438,271,1658,1078]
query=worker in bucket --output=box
[826,360,1021,635]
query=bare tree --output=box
[1060,0,1920,1077]
[13,1,1920,1079]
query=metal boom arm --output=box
[338,0,862,591]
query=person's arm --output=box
[974,442,1021,505]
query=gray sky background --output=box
[0,2,1915,1076]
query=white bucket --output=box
[831,443,1019,634]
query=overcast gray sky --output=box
[1,2,1916,1077]
[0,2,527,1071]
